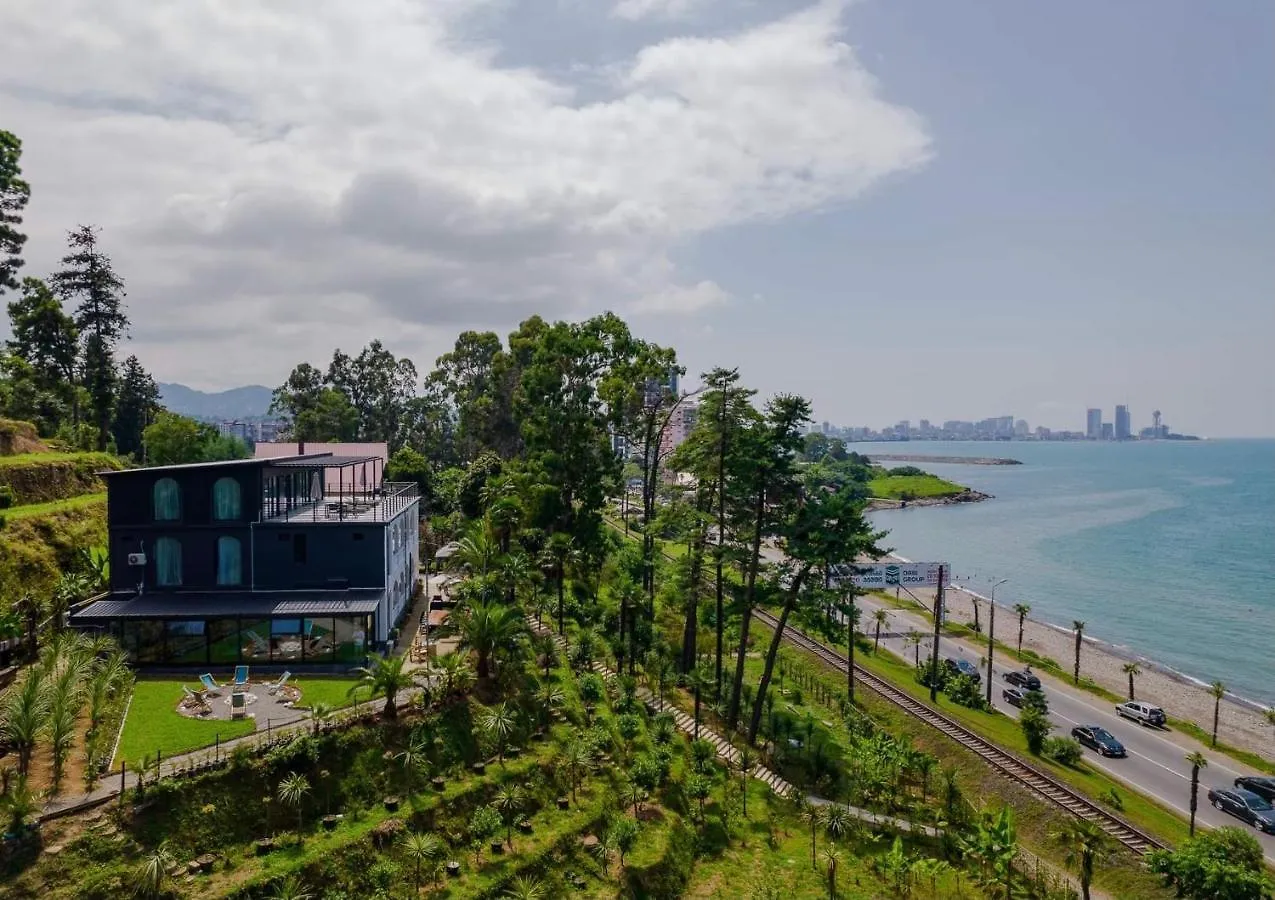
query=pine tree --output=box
[0,130,30,295]
[51,226,129,450]
[113,355,160,459]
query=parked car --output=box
[1002,687,1027,708]
[1070,725,1127,758]
[1235,776,1275,804]
[1207,787,1275,834]
[944,658,981,684]
[1003,669,1042,691]
[1115,701,1166,727]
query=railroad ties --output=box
[751,608,1167,856]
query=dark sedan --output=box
[1235,776,1275,804]
[1208,787,1275,834]
[1003,669,1042,691]
[944,658,982,684]
[1002,687,1027,708]
[1070,725,1127,758]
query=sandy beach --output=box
[894,576,1274,762]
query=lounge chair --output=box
[233,665,249,689]
[230,691,247,720]
[266,671,292,695]
[199,673,222,697]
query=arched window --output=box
[212,477,242,521]
[216,536,242,586]
[155,537,182,587]
[153,478,181,521]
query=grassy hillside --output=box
[0,451,122,505]
[0,497,107,612]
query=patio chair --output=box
[230,691,247,720]
[199,673,222,697]
[233,664,249,689]
[267,671,292,695]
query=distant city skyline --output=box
[809,403,1199,442]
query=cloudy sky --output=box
[2,0,1272,436]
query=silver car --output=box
[1115,701,1166,727]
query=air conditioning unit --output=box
[127,553,148,566]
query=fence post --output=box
[215,734,220,763]
[120,761,126,805]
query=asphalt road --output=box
[845,591,1275,861]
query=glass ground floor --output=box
[86,614,373,667]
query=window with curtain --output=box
[153,478,181,521]
[213,477,242,520]
[155,537,182,586]
[216,536,243,586]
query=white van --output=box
[1115,701,1166,727]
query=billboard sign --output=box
[836,562,945,589]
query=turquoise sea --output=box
[847,439,1275,705]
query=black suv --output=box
[944,658,981,684]
[1003,669,1042,691]
[1235,776,1275,804]
[1070,725,1126,758]
[1208,787,1275,834]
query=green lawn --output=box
[115,680,255,769]
[290,675,364,710]
[3,492,106,520]
[0,450,119,468]
[115,677,361,769]
[867,473,966,499]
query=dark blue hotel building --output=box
[69,452,420,668]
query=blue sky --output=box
[2,0,1271,435]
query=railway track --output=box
[752,607,1168,856]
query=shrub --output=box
[944,674,986,710]
[0,485,14,509]
[1020,709,1051,755]
[889,466,927,477]
[1147,827,1274,899]
[1042,736,1083,766]
[625,818,696,898]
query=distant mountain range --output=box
[157,383,275,422]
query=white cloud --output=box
[633,280,730,314]
[612,0,704,22]
[0,0,930,388]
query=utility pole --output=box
[929,565,945,703]
[986,578,1008,705]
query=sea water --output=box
[846,439,1275,705]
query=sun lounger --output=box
[199,673,222,696]
[267,671,292,695]
[233,665,249,688]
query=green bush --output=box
[1042,736,1083,766]
[0,485,13,509]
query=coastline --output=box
[866,488,993,511]
[884,552,1274,761]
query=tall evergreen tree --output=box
[5,277,79,432]
[51,226,129,450]
[112,355,160,458]
[0,130,30,295]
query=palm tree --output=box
[822,844,842,899]
[1266,707,1275,736]
[455,598,524,680]
[135,843,177,899]
[493,785,526,846]
[736,746,756,816]
[1072,621,1086,685]
[277,773,311,835]
[268,876,314,900]
[399,831,443,892]
[348,654,416,720]
[544,532,573,634]
[1,669,47,776]
[905,630,922,666]
[1185,751,1208,836]
[798,800,823,867]
[430,652,475,700]
[1121,662,1140,701]
[480,702,518,763]
[500,550,533,606]
[393,736,430,793]
[1208,680,1225,747]
[872,608,890,652]
[684,665,712,739]
[560,738,592,802]
[1053,818,1109,900]
[503,875,547,900]
[1013,603,1031,656]
[1,775,40,834]
[534,683,564,728]
[308,701,335,736]
[456,522,499,576]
